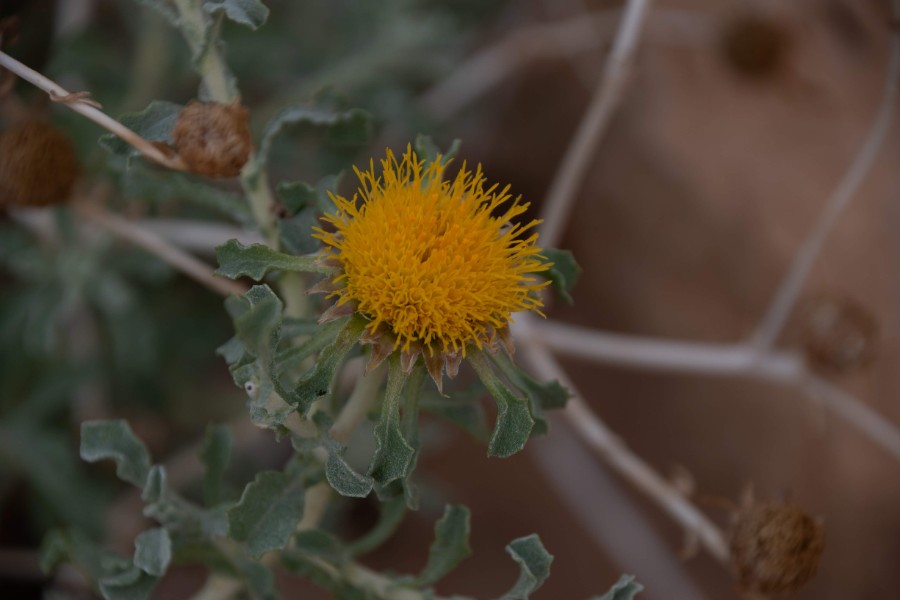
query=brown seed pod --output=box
[172,100,252,178]
[730,502,825,596]
[720,14,793,80]
[799,295,878,372]
[0,120,79,208]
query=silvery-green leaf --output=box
[500,534,553,600]
[469,354,534,458]
[368,355,416,486]
[80,420,152,487]
[215,240,329,280]
[538,248,581,305]
[203,0,269,30]
[133,528,171,577]
[414,134,461,166]
[227,471,306,558]
[591,575,643,600]
[411,505,471,586]
[200,424,233,505]
[99,101,181,160]
[99,565,158,600]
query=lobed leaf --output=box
[500,534,554,600]
[294,412,374,499]
[215,240,329,280]
[368,355,416,486]
[203,0,270,30]
[592,575,643,600]
[227,470,306,558]
[412,505,472,586]
[469,354,534,458]
[133,528,172,577]
[80,420,152,487]
[538,248,582,305]
[490,352,570,436]
[200,424,233,506]
[99,566,158,600]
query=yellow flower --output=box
[313,146,548,380]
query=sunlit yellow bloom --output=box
[313,147,548,360]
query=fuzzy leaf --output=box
[80,420,152,487]
[501,534,553,600]
[254,105,372,170]
[200,424,233,506]
[228,471,306,558]
[413,505,472,586]
[420,388,489,442]
[294,412,374,499]
[276,180,317,214]
[368,355,416,485]
[469,354,534,458]
[286,315,367,415]
[539,248,581,304]
[278,206,320,256]
[293,529,347,565]
[216,240,328,280]
[203,0,269,30]
[133,528,171,577]
[142,466,227,539]
[592,575,643,600]
[414,134,461,165]
[490,353,570,436]
[99,101,181,159]
[237,559,280,600]
[99,566,158,600]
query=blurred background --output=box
[1,0,899,598]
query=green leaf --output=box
[412,505,472,586]
[592,575,643,600]
[368,355,416,486]
[489,353,570,436]
[347,495,406,557]
[237,558,280,600]
[286,315,367,415]
[469,354,534,458]
[278,206,320,256]
[203,0,270,30]
[133,528,172,577]
[277,175,341,216]
[227,471,306,558]
[215,239,329,280]
[293,529,347,566]
[200,424,233,506]
[99,101,181,159]
[254,105,372,171]
[80,420,152,487]
[120,166,252,225]
[142,466,227,540]
[293,412,374,499]
[420,386,489,442]
[501,534,553,600]
[414,134,461,165]
[538,248,581,304]
[99,566,158,600]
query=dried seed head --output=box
[0,120,79,208]
[172,100,252,178]
[721,14,792,79]
[730,503,825,596]
[800,295,877,372]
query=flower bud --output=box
[172,100,252,178]
[0,120,79,208]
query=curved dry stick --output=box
[75,203,248,298]
[0,50,187,171]
[752,25,900,351]
[537,0,653,249]
[517,326,731,565]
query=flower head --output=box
[313,146,548,383]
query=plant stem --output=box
[171,0,279,247]
[0,50,186,171]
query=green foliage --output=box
[200,424,233,505]
[228,470,307,558]
[410,505,472,586]
[99,101,181,161]
[414,134,462,165]
[490,352,570,436]
[216,239,331,280]
[80,420,152,487]
[204,0,270,30]
[368,356,417,485]
[501,534,554,600]
[592,575,643,600]
[539,248,582,305]
[469,353,534,458]
[347,495,406,557]
[133,528,172,576]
